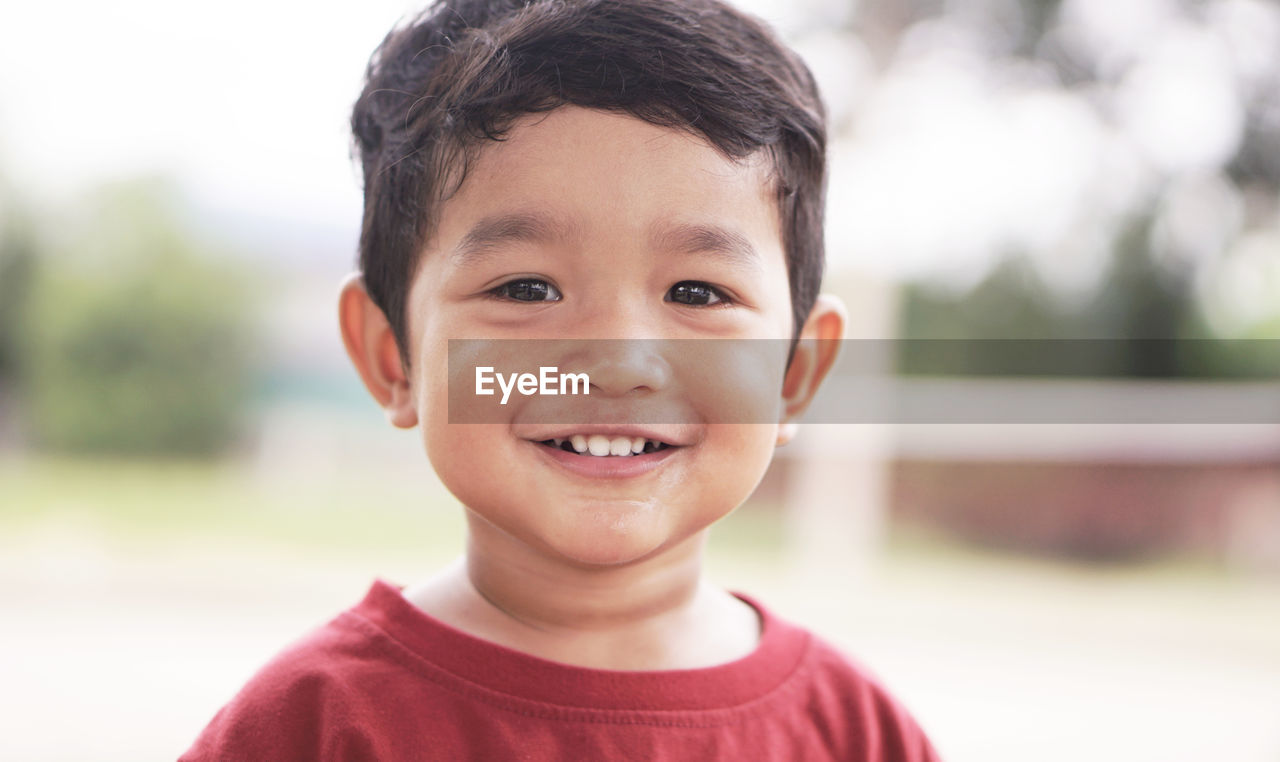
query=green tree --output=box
[0,198,37,390]
[23,179,259,457]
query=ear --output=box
[777,294,846,446]
[337,272,418,429]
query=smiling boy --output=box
[182,0,939,759]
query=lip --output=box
[528,438,680,479]
[516,423,697,447]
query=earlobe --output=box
[776,421,798,446]
[779,293,847,427]
[337,272,419,429]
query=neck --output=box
[465,516,708,633]
[404,515,759,670]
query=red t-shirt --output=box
[181,580,940,761]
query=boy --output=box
[182,0,940,759]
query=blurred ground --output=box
[2,456,1278,761]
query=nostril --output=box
[569,341,673,398]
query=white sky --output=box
[0,0,794,219]
[0,0,425,222]
[1,0,1274,313]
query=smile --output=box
[538,435,672,457]
[526,432,681,479]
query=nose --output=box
[560,293,673,396]
[571,339,672,397]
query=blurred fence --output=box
[770,380,1280,571]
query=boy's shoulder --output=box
[181,580,939,762]
[789,611,941,760]
[178,584,409,761]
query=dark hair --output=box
[352,0,827,367]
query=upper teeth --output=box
[549,435,665,456]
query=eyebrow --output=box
[449,212,762,271]
[450,211,580,268]
[649,221,761,272]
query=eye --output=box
[490,278,562,302]
[665,281,728,307]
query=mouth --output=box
[537,434,673,457]
[523,430,684,479]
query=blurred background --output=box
[1,0,1278,759]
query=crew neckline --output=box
[349,578,812,713]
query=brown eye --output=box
[491,279,562,302]
[666,281,725,306]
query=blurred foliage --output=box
[885,0,1280,380]
[899,211,1280,378]
[13,178,259,457]
[0,196,37,388]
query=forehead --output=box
[424,106,783,261]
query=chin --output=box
[540,508,675,568]
[558,542,660,567]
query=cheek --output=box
[422,423,497,502]
[416,347,503,507]
[414,328,462,454]
[692,425,778,516]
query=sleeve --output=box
[805,636,944,762]
[868,684,943,762]
[178,643,383,762]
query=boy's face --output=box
[367,106,820,567]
